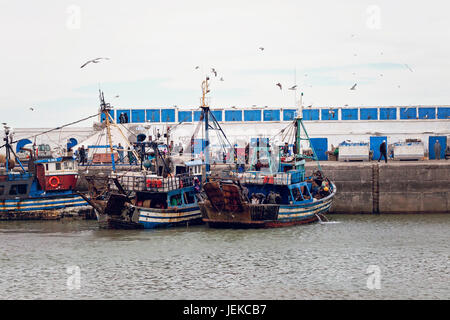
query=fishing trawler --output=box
[81,88,219,229]
[199,103,337,228]
[0,126,89,220]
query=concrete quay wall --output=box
[76,161,450,214]
[305,160,450,214]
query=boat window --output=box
[0,185,4,195]
[184,191,196,204]
[301,185,311,200]
[291,187,303,201]
[63,161,73,170]
[9,184,27,195]
[45,164,49,170]
[169,193,183,206]
[55,163,61,170]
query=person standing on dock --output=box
[378,140,387,163]
[127,147,137,165]
[79,145,86,165]
[434,140,441,160]
[117,143,124,163]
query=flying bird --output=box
[115,95,119,98]
[220,77,224,81]
[29,107,34,111]
[350,83,357,90]
[288,85,297,90]
[276,83,282,90]
[259,47,264,51]
[195,66,199,69]
[211,68,217,77]
[80,57,110,68]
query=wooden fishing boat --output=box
[0,127,90,220]
[199,107,337,228]
[200,170,336,228]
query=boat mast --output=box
[99,90,116,172]
[2,126,26,174]
[201,77,210,178]
[294,92,322,172]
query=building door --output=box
[370,136,387,160]
[428,136,447,159]
[310,138,328,161]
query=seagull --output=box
[211,68,217,77]
[307,105,313,108]
[259,47,264,51]
[115,95,119,98]
[29,107,34,111]
[80,57,110,68]
[288,85,297,90]
[276,83,282,90]
[195,66,199,69]
[350,83,357,90]
[220,77,224,81]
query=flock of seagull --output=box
[22,48,416,113]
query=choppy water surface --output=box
[0,214,449,299]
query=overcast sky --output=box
[1,0,449,128]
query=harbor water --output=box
[0,214,449,300]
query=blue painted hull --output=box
[137,205,203,229]
[96,204,203,229]
[200,183,336,228]
[0,194,88,213]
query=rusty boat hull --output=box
[199,180,336,229]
